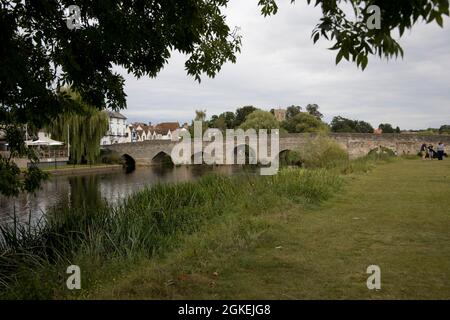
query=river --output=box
[0,165,255,226]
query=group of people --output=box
[420,142,446,160]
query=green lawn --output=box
[91,158,450,299]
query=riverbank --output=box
[0,151,392,299]
[42,164,123,176]
[90,157,450,299]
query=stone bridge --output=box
[104,133,450,166]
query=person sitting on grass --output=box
[436,142,445,161]
[420,143,428,160]
[428,145,435,160]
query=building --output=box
[101,111,129,145]
[127,121,183,142]
[128,122,152,142]
[153,122,181,140]
[374,128,383,135]
[273,108,287,122]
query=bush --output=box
[300,136,349,169]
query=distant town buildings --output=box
[127,122,183,142]
[100,111,187,145]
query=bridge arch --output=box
[278,149,302,167]
[122,154,136,173]
[152,151,174,166]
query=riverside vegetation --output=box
[0,137,422,299]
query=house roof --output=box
[129,122,180,136]
[106,111,127,120]
[154,122,180,135]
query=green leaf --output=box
[361,55,368,70]
[336,49,344,65]
[436,14,444,27]
[313,32,320,44]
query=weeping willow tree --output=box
[47,89,109,164]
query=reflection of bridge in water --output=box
[105,133,450,166]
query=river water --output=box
[0,166,254,226]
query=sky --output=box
[115,1,450,130]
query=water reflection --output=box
[0,165,255,225]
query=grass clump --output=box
[300,135,349,169]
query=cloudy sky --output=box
[116,1,450,130]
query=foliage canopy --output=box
[283,112,329,133]
[47,89,109,164]
[239,110,280,132]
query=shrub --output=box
[279,150,302,166]
[300,136,349,169]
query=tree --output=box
[330,116,374,133]
[239,110,279,132]
[2,0,448,194]
[195,110,207,122]
[260,0,449,70]
[1,1,241,196]
[354,120,374,133]
[282,112,329,133]
[209,114,227,131]
[47,90,109,164]
[439,125,450,134]
[189,110,209,136]
[0,126,49,197]
[234,106,258,127]
[1,1,242,130]
[395,126,401,134]
[306,104,324,120]
[378,123,395,133]
[220,112,236,129]
[286,105,302,120]
[330,116,355,132]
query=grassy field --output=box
[90,158,450,299]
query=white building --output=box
[101,111,130,145]
[127,122,183,142]
[153,122,182,141]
